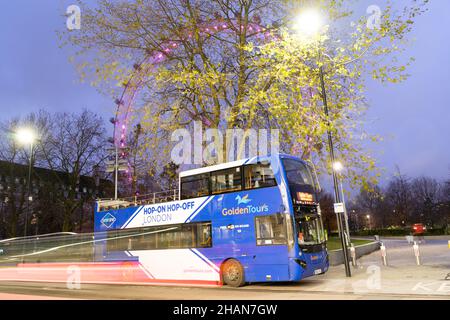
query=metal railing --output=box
[0,227,184,266]
[97,189,179,212]
[0,232,96,265]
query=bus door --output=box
[251,213,290,282]
[295,213,327,277]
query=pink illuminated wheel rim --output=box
[112,17,269,149]
[222,259,245,287]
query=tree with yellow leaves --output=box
[63,0,428,191]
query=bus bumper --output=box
[289,252,329,281]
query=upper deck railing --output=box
[96,189,179,212]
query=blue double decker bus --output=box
[94,154,328,287]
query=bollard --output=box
[349,244,357,267]
[380,242,387,266]
[413,241,421,265]
[448,240,450,249]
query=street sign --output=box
[334,202,345,214]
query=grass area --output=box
[326,237,374,251]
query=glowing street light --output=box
[332,161,344,173]
[16,128,37,146]
[292,9,324,38]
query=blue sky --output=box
[0,0,449,187]
[361,0,450,181]
[0,0,113,120]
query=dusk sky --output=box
[0,0,449,187]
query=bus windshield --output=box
[296,214,325,245]
[282,159,316,189]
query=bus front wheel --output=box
[222,259,245,287]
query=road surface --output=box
[0,236,448,300]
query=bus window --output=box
[211,167,242,194]
[296,215,325,245]
[244,164,277,189]
[198,222,212,247]
[255,214,287,246]
[107,229,140,252]
[106,222,212,251]
[181,173,210,199]
[282,159,314,187]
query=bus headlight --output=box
[294,259,307,269]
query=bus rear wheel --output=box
[222,259,245,287]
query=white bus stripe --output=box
[185,196,213,223]
[191,249,220,272]
[138,264,155,279]
[121,206,144,229]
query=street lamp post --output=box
[16,128,37,238]
[352,209,359,231]
[333,161,351,246]
[319,67,352,277]
[294,9,351,277]
[0,196,5,239]
[25,140,33,238]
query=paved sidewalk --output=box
[248,237,450,298]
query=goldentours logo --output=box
[222,194,268,216]
[101,213,116,228]
[235,194,251,205]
